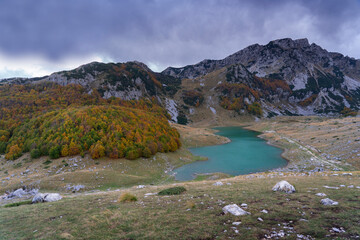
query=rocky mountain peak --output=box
[269,38,310,50]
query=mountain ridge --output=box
[1,38,359,121]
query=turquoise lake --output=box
[173,126,287,181]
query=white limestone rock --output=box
[213,181,224,186]
[261,209,269,214]
[6,188,38,199]
[222,204,251,216]
[315,193,327,197]
[8,188,27,198]
[32,193,62,203]
[272,180,296,193]
[320,198,338,206]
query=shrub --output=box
[4,200,32,208]
[118,193,137,203]
[142,147,152,158]
[30,149,41,159]
[158,186,186,196]
[125,149,138,160]
[0,142,7,154]
[43,159,52,165]
[247,102,262,116]
[177,114,188,125]
[340,107,357,117]
[90,141,106,159]
[49,146,61,159]
[182,90,204,107]
[5,144,22,160]
[185,200,196,209]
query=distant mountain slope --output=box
[0,61,181,100]
[163,38,360,117]
[1,38,359,120]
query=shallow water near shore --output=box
[173,126,287,181]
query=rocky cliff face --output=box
[163,38,360,117]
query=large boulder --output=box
[32,193,62,203]
[222,204,251,216]
[272,180,296,193]
[320,198,338,206]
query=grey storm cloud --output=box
[0,0,360,73]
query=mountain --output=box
[163,38,360,117]
[1,38,359,122]
[0,61,181,100]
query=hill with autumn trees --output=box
[0,83,180,160]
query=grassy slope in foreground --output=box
[0,173,359,239]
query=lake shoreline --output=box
[173,126,288,181]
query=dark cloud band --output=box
[0,0,359,75]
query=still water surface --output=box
[173,127,287,181]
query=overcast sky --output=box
[0,0,360,78]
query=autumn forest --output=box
[0,83,180,160]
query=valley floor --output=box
[0,116,359,239]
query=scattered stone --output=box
[240,203,248,208]
[32,193,62,203]
[299,219,309,222]
[261,209,268,214]
[7,188,26,198]
[339,185,346,187]
[66,184,85,192]
[272,180,296,193]
[324,186,339,189]
[5,188,38,199]
[213,181,224,186]
[137,185,146,189]
[144,193,156,196]
[258,217,264,222]
[330,227,345,233]
[321,198,338,206]
[222,204,250,216]
[347,185,354,188]
[315,193,326,197]
[342,173,352,176]
[232,222,241,225]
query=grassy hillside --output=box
[1,172,359,239]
